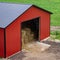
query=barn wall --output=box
[6,20,21,57]
[6,6,50,57]
[0,28,4,57]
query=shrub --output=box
[50,31,60,40]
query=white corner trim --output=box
[8,51,21,58]
[41,36,50,41]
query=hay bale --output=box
[24,28,31,34]
[22,29,27,48]
[24,34,29,43]
[22,28,35,49]
[28,33,34,42]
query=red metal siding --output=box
[0,28,4,57]
[40,14,50,40]
[6,6,50,57]
[6,20,21,57]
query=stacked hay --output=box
[22,28,35,48]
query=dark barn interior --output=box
[21,18,39,47]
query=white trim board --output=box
[41,36,50,41]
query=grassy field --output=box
[51,31,60,40]
[0,0,60,26]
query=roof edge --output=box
[32,5,53,14]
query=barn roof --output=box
[0,3,52,28]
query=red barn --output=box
[0,3,52,58]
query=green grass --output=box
[0,0,60,26]
[50,31,60,40]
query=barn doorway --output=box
[21,17,39,49]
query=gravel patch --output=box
[50,26,60,31]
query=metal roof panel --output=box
[0,3,32,28]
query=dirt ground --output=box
[5,38,60,60]
[50,26,60,31]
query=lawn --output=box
[50,31,60,40]
[0,0,60,26]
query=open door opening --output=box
[21,17,39,49]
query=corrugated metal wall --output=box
[0,28,4,57]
